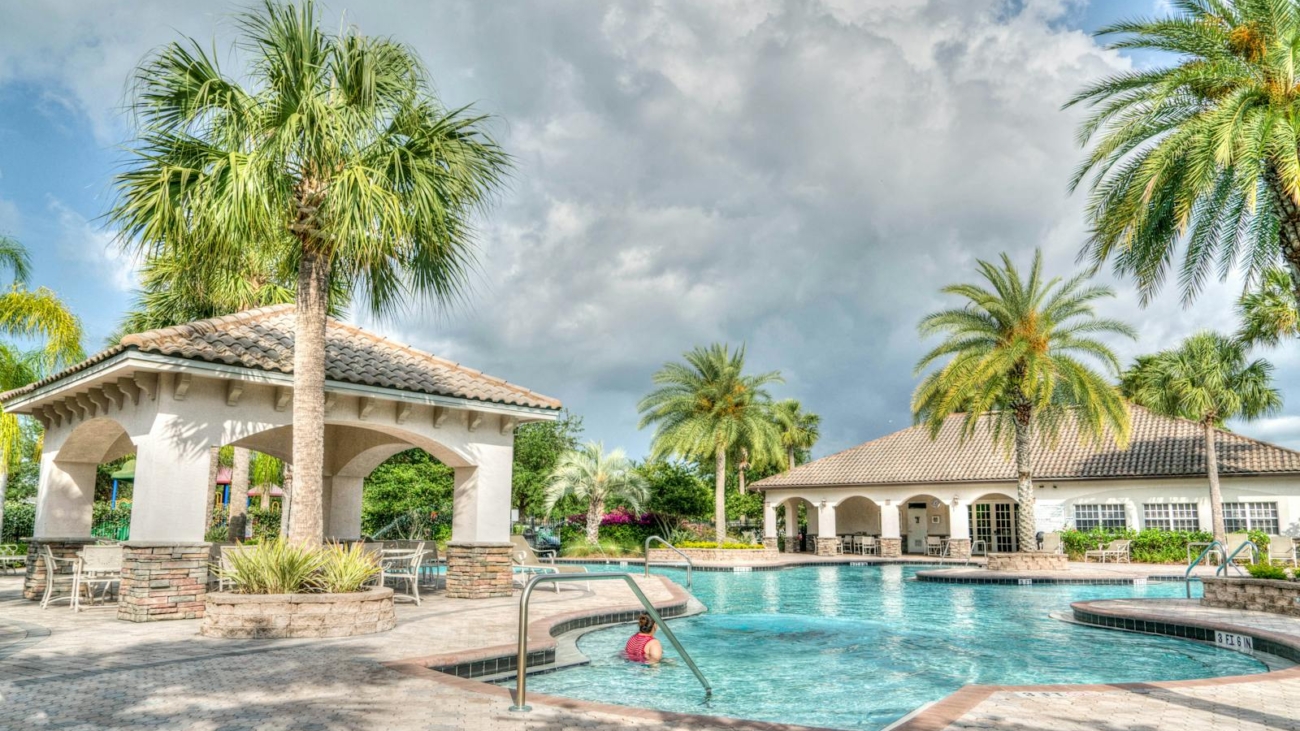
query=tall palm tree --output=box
[1121,332,1281,544]
[638,344,782,545]
[913,250,1133,553]
[544,442,649,545]
[110,0,509,546]
[772,398,821,472]
[1069,1,1300,306]
[251,451,285,510]
[1237,266,1299,346]
[0,236,84,541]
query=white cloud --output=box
[48,199,137,293]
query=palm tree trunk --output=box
[738,467,746,494]
[260,484,271,510]
[287,251,330,547]
[586,499,603,544]
[0,468,8,542]
[714,445,726,546]
[227,447,251,543]
[1265,167,1300,303]
[787,447,796,473]
[280,464,294,539]
[1205,420,1227,545]
[1014,416,1036,553]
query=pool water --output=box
[522,565,1266,730]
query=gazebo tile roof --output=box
[0,305,560,411]
[753,406,1300,489]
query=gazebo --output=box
[0,305,560,620]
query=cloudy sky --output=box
[1,0,1297,458]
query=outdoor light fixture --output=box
[931,499,941,509]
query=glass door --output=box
[992,503,1017,552]
[970,504,991,554]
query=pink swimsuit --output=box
[625,633,654,661]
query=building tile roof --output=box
[1,305,560,410]
[753,406,1300,489]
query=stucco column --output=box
[879,499,902,558]
[447,440,514,599]
[815,501,839,556]
[947,498,971,559]
[325,475,364,540]
[762,501,778,550]
[130,435,214,543]
[33,454,95,538]
[784,502,798,552]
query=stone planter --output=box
[1202,577,1300,617]
[987,552,1068,572]
[646,547,779,564]
[201,586,396,639]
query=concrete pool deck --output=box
[1,567,1298,730]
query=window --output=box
[1143,503,1200,532]
[1224,502,1279,534]
[1074,504,1127,531]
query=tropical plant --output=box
[218,537,323,594]
[544,442,649,545]
[1068,1,1300,306]
[110,0,509,546]
[0,235,84,542]
[771,398,821,472]
[1238,266,1299,346]
[913,249,1133,552]
[317,542,380,593]
[250,451,284,510]
[1120,331,1281,544]
[638,344,782,545]
[512,411,583,519]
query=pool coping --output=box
[887,599,1300,731]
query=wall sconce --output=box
[820,500,827,510]
[951,496,960,507]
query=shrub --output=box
[1061,528,1213,563]
[246,507,282,542]
[560,539,636,558]
[1,502,35,543]
[675,540,763,550]
[1246,562,1289,581]
[317,543,381,593]
[1247,530,1271,554]
[218,538,324,594]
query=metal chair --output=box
[75,545,123,611]
[0,544,24,575]
[860,536,879,556]
[40,545,80,609]
[925,536,944,556]
[386,540,440,587]
[380,545,425,605]
[216,544,260,591]
[1268,536,1297,567]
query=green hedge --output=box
[675,541,763,550]
[1061,528,1214,563]
[1,502,34,543]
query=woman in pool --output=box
[624,613,663,663]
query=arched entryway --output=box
[899,494,949,555]
[969,492,1018,554]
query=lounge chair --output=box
[1084,539,1130,563]
[1224,533,1259,564]
[510,534,556,563]
[509,535,587,591]
[1039,532,1064,554]
[1267,536,1297,567]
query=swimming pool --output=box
[522,565,1267,730]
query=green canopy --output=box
[109,459,135,481]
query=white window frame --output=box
[1143,503,1200,532]
[1074,504,1127,531]
[1223,502,1279,534]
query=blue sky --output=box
[2,0,1297,458]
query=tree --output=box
[772,398,821,472]
[110,0,509,546]
[913,249,1133,553]
[1121,332,1281,544]
[250,451,284,510]
[638,459,711,520]
[1069,2,1300,307]
[1238,267,1299,347]
[638,344,782,545]
[511,411,583,520]
[544,442,649,545]
[0,236,84,542]
[227,445,251,542]
[361,449,453,537]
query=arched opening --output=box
[969,491,1018,554]
[40,417,138,539]
[834,495,880,555]
[776,497,816,552]
[899,494,949,555]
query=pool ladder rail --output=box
[509,572,712,713]
[1184,539,1259,598]
[644,536,693,589]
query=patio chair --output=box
[510,535,556,563]
[386,540,440,587]
[1267,536,1297,567]
[510,541,589,592]
[40,544,80,609]
[1225,533,1259,564]
[0,544,24,575]
[858,536,879,556]
[1039,532,1064,554]
[216,544,259,591]
[1084,539,1131,563]
[380,544,426,605]
[75,545,123,612]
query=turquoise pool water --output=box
[522,565,1266,730]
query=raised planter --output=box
[987,551,1068,572]
[646,547,778,564]
[201,586,396,639]
[1202,576,1300,617]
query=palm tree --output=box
[913,249,1133,553]
[0,236,84,541]
[251,452,285,510]
[638,344,782,545]
[1069,1,1300,306]
[1121,332,1281,544]
[772,398,821,472]
[1238,267,1299,347]
[544,442,649,545]
[109,0,509,546]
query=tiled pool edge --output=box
[888,599,1300,731]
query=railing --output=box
[509,572,711,712]
[1218,541,1259,577]
[968,539,987,565]
[644,536,694,589]
[1185,540,1226,598]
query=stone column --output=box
[118,542,212,622]
[784,502,798,553]
[448,442,515,598]
[21,537,98,601]
[762,501,778,550]
[815,502,838,556]
[445,542,513,599]
[325,475,364,541]
[947,498,971,559]
[879,500,902,558]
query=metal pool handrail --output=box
[509,572,712,712]
[1218,541,1259,577]
[968,539,987,565]
[644,536,693,589]
[1185,539,1226,598]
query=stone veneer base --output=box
[814,537,839,557]
[118,542,213,622]
[1202,577,1300,617]
[445,542,513,599]
[987,551,1068,572]
[21,537,98,601]
[202,587,396,638]
[645,546,779,564]
[878,537,902,558]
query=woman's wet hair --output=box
[637,613,656,634]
